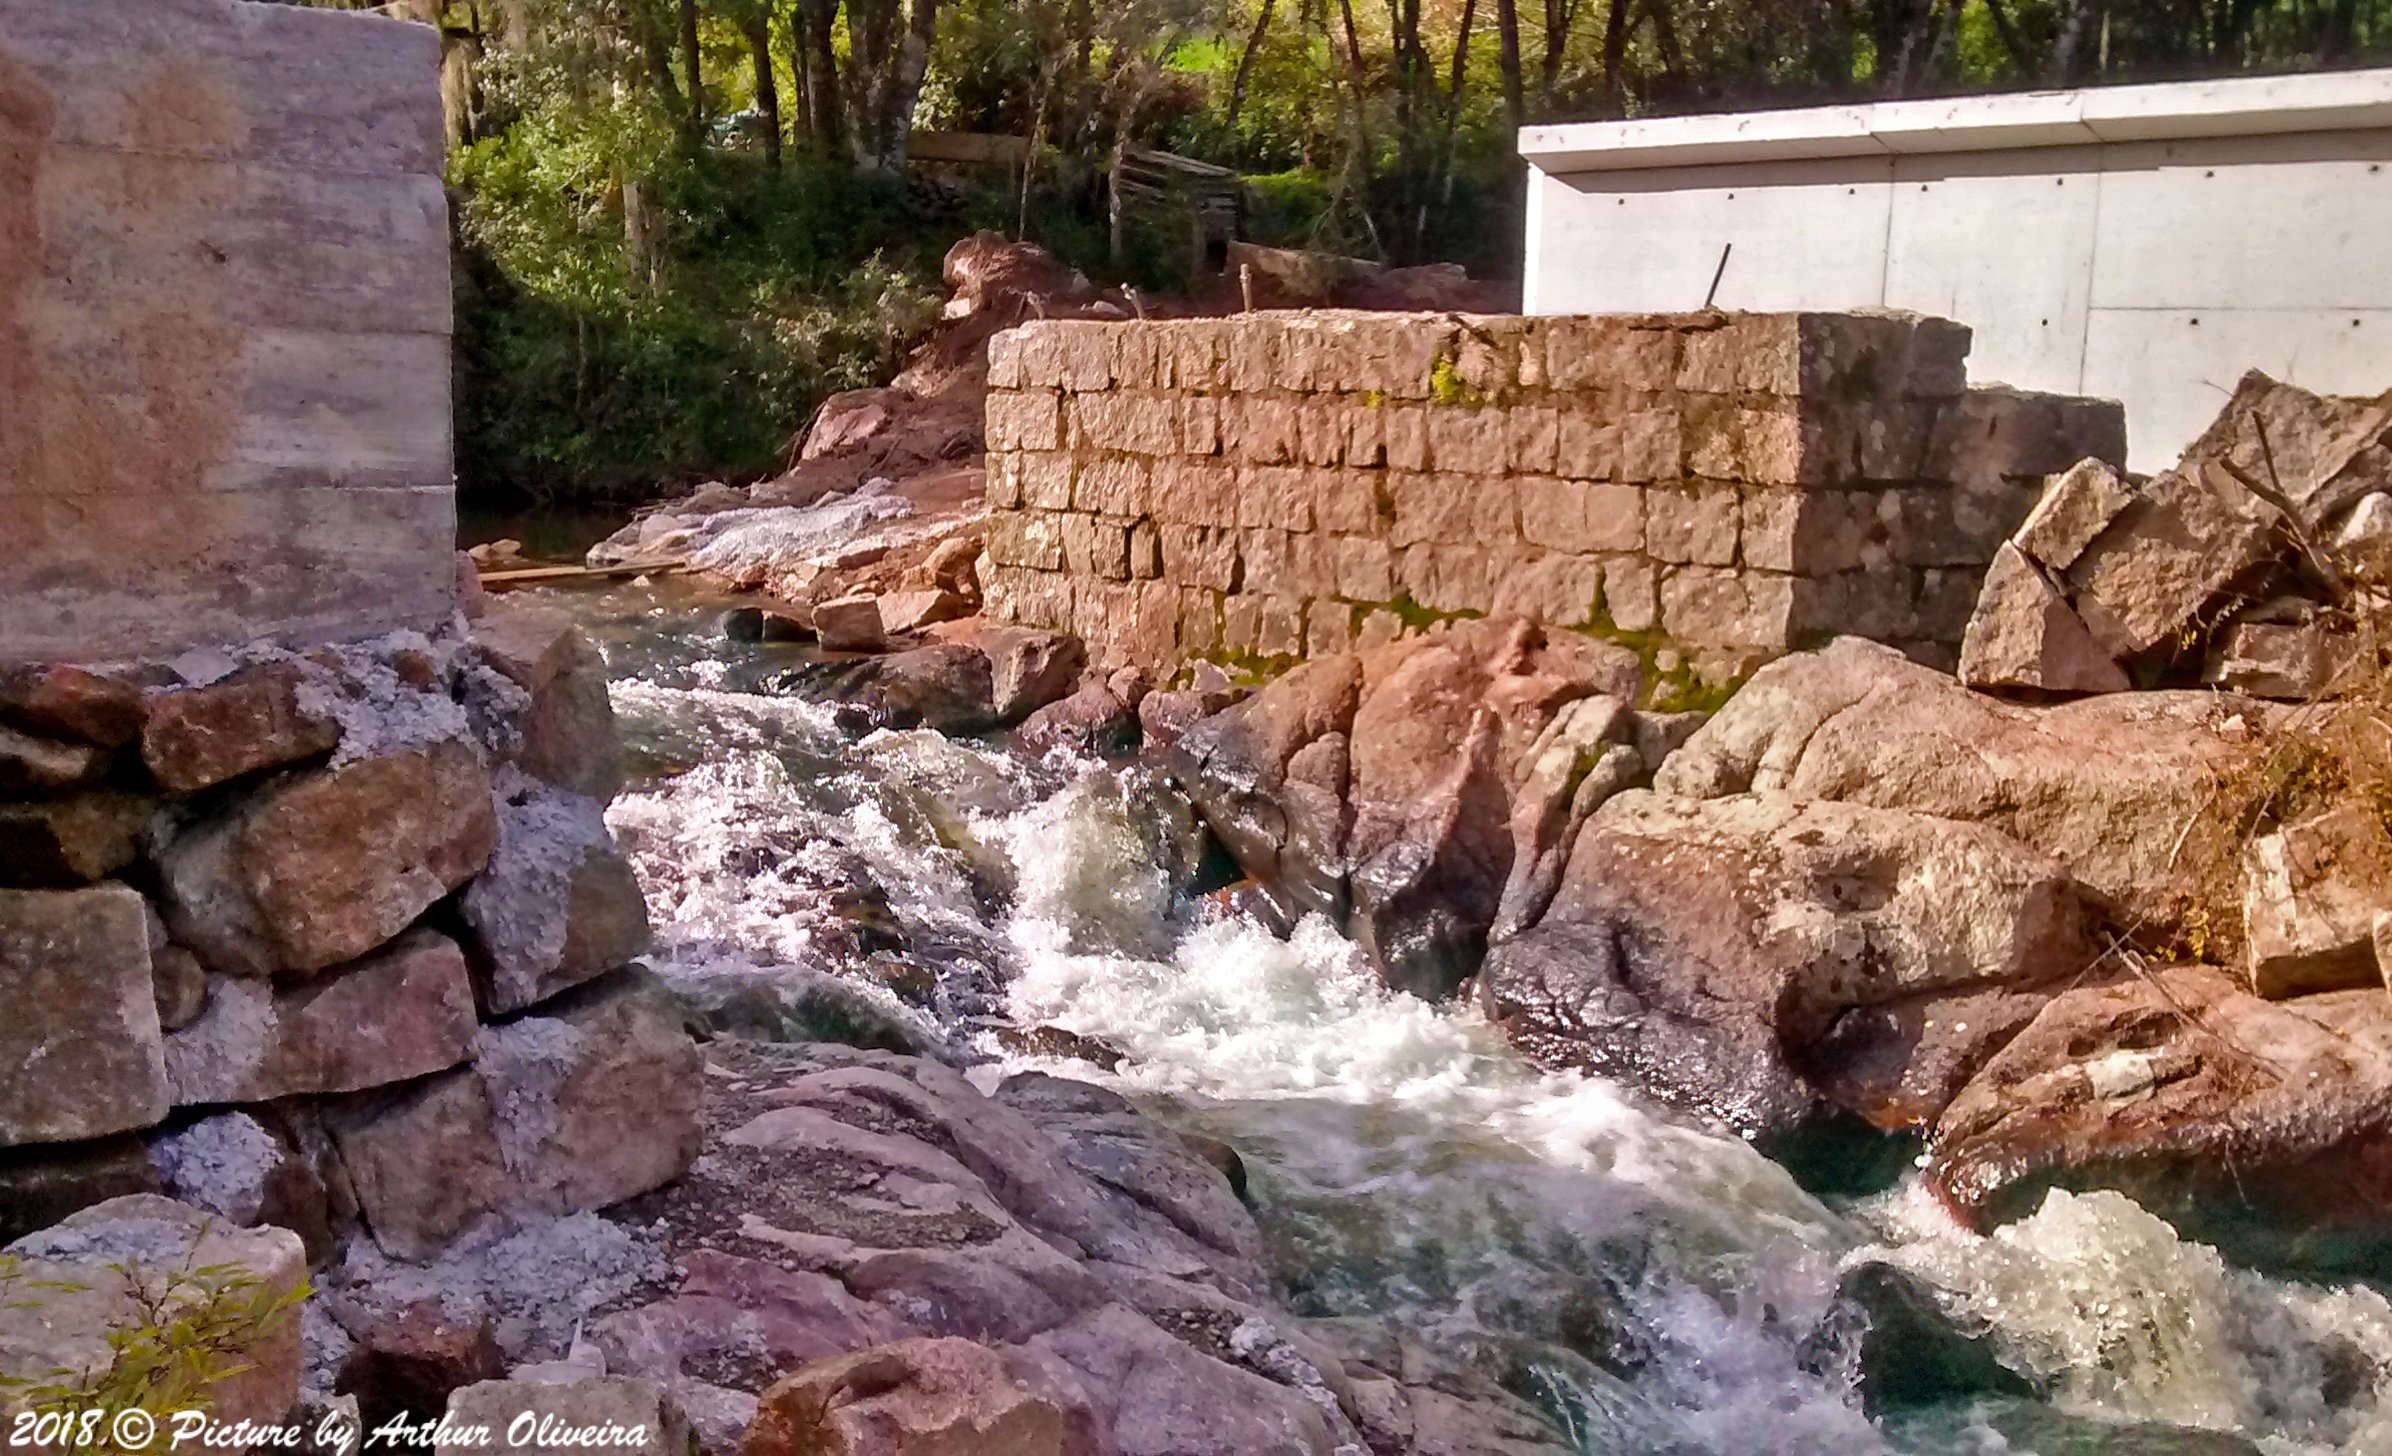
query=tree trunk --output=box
[1226,0,1278,136]
[1493,0,1524,130]
[746,8,782,166]
[1597,0,1633,110]
[796,0,841,153]
[679,0,704,145]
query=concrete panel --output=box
[1526,157,1894,315]
[1885,150,2099,393]
[2083,307,2392,470]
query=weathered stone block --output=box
[1071,392,1180,455]
[1127,519,1163,580]
[1180,394,1222,455]
[1235,466,1317,531]
[1956,544,2129,695]
[1647,487,1740,566]
[2206,621,2356,700]
[141,664,339,794]
[1660,567,1792,650]
[1554,411,1622,481]
[986,511,1066,571]
[1147,459,1241,528]
[1239,529,1336,600]
[1384,405,1431,471]
[439,1378,691,1456]
[1600,556,1659,632]
[1388,471,1516,548]
[1330,535,1397,600]
[0,665,143,747]
[1549,317,1676,391]
[2013,457,2135,572]
[1508,405,1560,474]
[1620,409,1681,482]
[985,390,1064,451]
[0,791,153,887]
[1222,394,1302,464]
[1059,515,1132,581]
[471,602,624,802]
[1425,407,1508,474]
[1157,525,1241,590]
[2243,802,2392,998]
[1518,478,1643,556]
[1491,555,1603,627]
[1310,466,1383,536]
[1008,451,1075,510]
[1930,385,2127,490]
[1072,456,1149,516]
[0,885,165,1147]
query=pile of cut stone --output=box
[0,600,699,1266]
[1958,369,2390,700]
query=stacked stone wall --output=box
[981,310,2126,687]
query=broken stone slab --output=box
[2012,457,2137,573]
[814,594,889,653]
[0,885,166,1147]
[2185,369,2392,526]
[159,740,496,978]
[470,603,624,803]
[2204,620,2356,700]
[0,664,144,747]
[2242,802,2392,998]
[0,723,111,794]
[928,621,1087,724]
[744,1337,1099,1456]
[0,1195,305,1431]
[877,588,975,637]
[1957,543,2129,695]
[164,930,481,1105]
[0,789,155,887]
[141,663,341,794]
[2064,462,2280,658]
[327,968,701,1259]
[459,773,650,1017]
[436,1377,690,1456]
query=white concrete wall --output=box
[1522,73,2392,470]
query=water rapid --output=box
[559,582,2392,1456]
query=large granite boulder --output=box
[1169,617,1644,999]
[459,773,650,1017]
[327,968,701,1258]
[158,740,497,978]
[0,884,166,1146]
[1654,638,2270,927]
[1481,791,2095,1140]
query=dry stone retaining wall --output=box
[981,310,2126,689]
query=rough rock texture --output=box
[141,665,340,793]
[460,773,650,1016]
[2012,457,2135,574]
[1655,638,2269,926]
[744,1338,1099,1456]
[0,665,144,748]
[0,884,166,1146]
[2204,620,2355,699]
[159,740,497,977]
[1926,967,2392,1267]
[2241,802,2392,998]
[0,1196,306,1429]
[328,968,701,1258]
[1169,617,1645,999]
[1481,790,2094,1139]
[164,930,481,1104]
[1018,680,1141,757]
[815,596,889,653]
[1957,544,2130,694]
[0,725,109,794]
[0,790,154,887]
[336,1301,509,1433]
[0,1137,161,1244]
[471,603,625,803]
[440,1377,691,1456]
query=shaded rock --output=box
[164,930,481,1104]
[992,1025,1126,1071]
[461,774,651,1017]
[159,741,497,978]
[472,602,625,803]
[596,1250,907,1400]
[916,537,983,600]
[141,664,341,793]
[1024,1303,1337,1456]
[0,884,165,1147]
[0,1136,161,1244]
[1958,543,2129,695]
[327,968,701,1259]
[1482,791,2094,1139]
[0,1195,305,1429]
[1927,966,2392,1267]
[0,723,109,794]
[815,596,890,652]
[1656,637,2270,925]
[148,1111,331,1259]
[2241,801,2392,997]
[2205,620,2355,699]
[928,621,1086,723]
[743,1337,1099,1456]
[439,1377,691,1456]
[803,387,906,461]
[2013,457,2137,573]
[152,946,209,1033]
[832,645,1000,734]
[876,589,974,636]
[1017,680,1139,756]
[0,790,154,887]
[336,1300,507,1434]
[1627,709,1707,775]
[1807,1260,2032,1415]
[1489,697,1639,943]
[0,664,143,747]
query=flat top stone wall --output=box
[980,309,2125,693]
[0,0,453,664]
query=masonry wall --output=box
[981,310,2126,681]
[0,0,453,663]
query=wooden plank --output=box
[0,0,442,178]
[479,560,690,588]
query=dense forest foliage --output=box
[289,0,2392,503]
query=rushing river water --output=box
[538,580,2392,1456]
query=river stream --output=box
[538,580,2392,1456]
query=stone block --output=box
[439,1378,691,1456]
[1128,520,1163,580]
[1956,544,2129,695]
[1599,556,1659,632]
[0,885,165,1147]
[1330,535,1397,601]
[2014,457,2136,572]
[1930,386,2127,490]
[1659,567,1792,650]
[1518,477,1644,556]
[1072,456,1149,516]
[1053,323,1113,391]
[1491,555,1604,627]
[141,664,340,794]
[986,511,1066,571]
[1009,451,1076,511]
[2206,621,2356,700]
[1789,567,1922,644]
[1883,482,2037,568]
[1223,394,1303,465]
[1739,490,1802,572]
[1548,317,1677,391]
[1157,525,1241,591]
[1180,394,1222,455]
[1071,392,1180,455]
[2065,465,2278,656]
[0,1136,160,1245]
[157,740,496,978]
[1404,547,1501,616]
[1310,466,1384,536]
[1346,402,1388,467]
[1235,466,1317,531]
[1306,602,1357,658]
[1646,487,1740,566]
[0,791,154,887]
[0,665,143,747]
[813,595,887,652]
[1425,408,1508,474]
[1554,412,1622,481]
[165,929,480,1104]
[460,775,650,1017]
[1059,515,1132,581]
[470,603,624,802]
[1384,405,1432,471]
[1147,460,1241,529]
[1178,589,1224,655]
[1508,405,1560,474]
[1107,327,1165,390]
[985,390,1063,451]
[1620,409,1681,482]
[1239,530,1335,600]
[1296,400,1348,465]
[2243,802,2392,998]
[1388,471,1515,548]
[985,328,1026,389]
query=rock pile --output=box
[0,602,700,1266]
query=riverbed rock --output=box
[1654,637,2270,927]
[876,589,974,636]
[928,621,1086,722]
[2241,801,2392,997]
[1024,1303,1339,1456]
[1926,966,2392,1268]
[1017,680,1139,756]
[141,664,340,793]
[471,602,624,803]
[439,1377,691,1456]
[1957,544,2129,694]
[1483,791,2095,1139]
[0,885,166,1147]
[158,740,497,978]
[163,930,481,1104]
[1171,617,1644,1000]
[743,1337,1099,1456]
[460,774,650,1016]
[815,595,889,653]
[835,644,999,733]
[0,1195,306,1429]
[327,968,700,1258]
[0,790,154,886]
